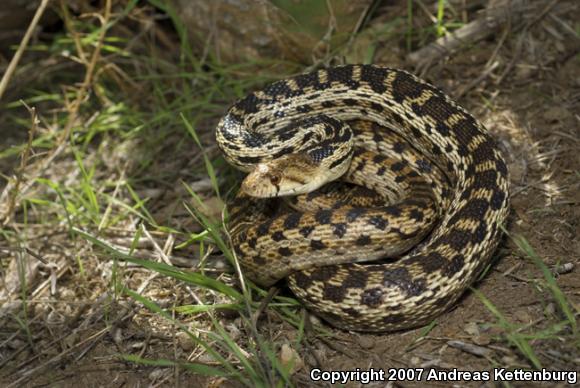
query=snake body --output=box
[216,65,509,331]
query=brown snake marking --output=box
[216,65,510,331]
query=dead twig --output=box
[0,0,112,223]
[408,0,531,71]
[141,223,174,266]
[251,286,279,327]
[447,340,493,358]
[456,60,499,98]
[0,0,51,100]
[496,0,561,84]
[1,104,39,225]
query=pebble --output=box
[357,336,376,349]
[279,343,303,374]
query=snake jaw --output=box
[241,154,331,197]
[241,163,281,197]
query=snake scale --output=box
[216,65,509,331]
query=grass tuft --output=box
[474,231,579,369]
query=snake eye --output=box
[270,175,281,185]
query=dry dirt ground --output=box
[0,1,579,387]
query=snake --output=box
[215,65,509,332]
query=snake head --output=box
[241,153,332,197]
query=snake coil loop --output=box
[216,65,509,332]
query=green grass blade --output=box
[121,355,231,377]
[473,288,542,369]
[125,289,246,382]
[74,227,242,300]
[512,234,577,334]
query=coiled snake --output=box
[216,65,509,332]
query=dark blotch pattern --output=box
[360,65,389,94]
[328,66,354,85]
[332,223,347,238]
[444,254,465,276]
[391,112,404,126]
[299,225,315,238]
[408,252,447,273]
[391,161,407,172]
[372,131,383,143]
[393,142,406,153]
[342,270,369,288]
[368,216,387,230]
[472,222,488,244]
[384,206,402,217]
[315,209,333,224]
[341,307,361,317]
[253,255,267,265]
[382,314,406,325]
[283,213,302,229]
[450,198,490,223]
[271,231,285,241]
[310,240,327,250]
[292,271,313,289]
[391,70,428,103]
[356,235,372,246]
[278,247,292,257]
[346,207,366,222]
[294,71,321,90]
[308,145,335,163]
[323,284,347,303]
[237,155,262,164]
[256,221,273,237]
[416,159,432,173]
[440,228,472,250]
[382,267,426,297]
[409,209,424,222]
[360,287,384,307]
[373,154,387,164]
[490,190,505,210]
[370,102,383,112]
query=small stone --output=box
[308,314,322,327]
[148,368,166,381]
[61,289,76,299]
[553,262,574,275]
[464,322,480,336]
[7,339,25,350]
[544,302,556,316]
[226,323,241,341]
[544,106,572,123]
[176,331,194,352]
[513,310,532,324]
[357,336,376,349]
[473,334,491,346]
[64,332,79,348]
[198,352,216,363]
[46,309,65,325]
[279,343,303,374]
[501,355,518,366]
[197,196,225,220]
[111,326,123,345]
